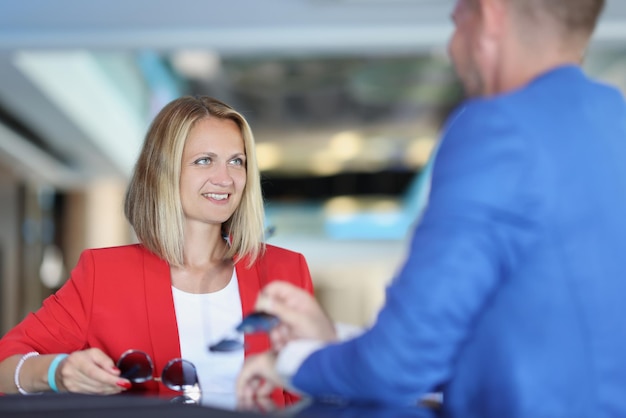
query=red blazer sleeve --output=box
[0,244,179,398]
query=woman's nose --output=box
[210,164,234,186]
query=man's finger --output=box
[236,352,279,400]
[256,379,276,398]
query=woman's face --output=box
[179,117,247,230]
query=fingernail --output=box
[117,380,132,389]
[111,366,120,373]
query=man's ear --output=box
[477,0,506,39]
[474,0,507,95]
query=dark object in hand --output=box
[208,311,280,352]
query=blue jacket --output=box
[292,66,626,417]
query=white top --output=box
[172,270,243,408]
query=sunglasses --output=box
[116,349,201,404]
[208,311,279,352]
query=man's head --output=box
[448,0,605,97]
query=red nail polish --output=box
[117,381,132,389]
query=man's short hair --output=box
[511,0,605,37]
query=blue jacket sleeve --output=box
[292,101,540,405]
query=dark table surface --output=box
[0,392,440,418]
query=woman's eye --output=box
[230,157,245,166]
[194,157,211,165]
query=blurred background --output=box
[2,0,626,334]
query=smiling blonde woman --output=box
[0,96,313,408]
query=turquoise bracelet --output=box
[47,354,68,393]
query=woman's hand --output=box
[57,348,131,394]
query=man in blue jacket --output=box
[237,0,626,416]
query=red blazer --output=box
[0,243,313,405]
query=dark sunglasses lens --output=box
[117,351,153,383]
[162,359,198,391]
[208,338,244,352]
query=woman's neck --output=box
[171,222,234,293]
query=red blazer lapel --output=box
[235,256,271,356]
[141,247,181,393]
[236,256,262,317]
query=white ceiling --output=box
[0,0,456,54]
[1,0,626,53]
[1,0,626,190]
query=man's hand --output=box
[256,281,337,350]
[237,281,337,402]
[236,351,282,402]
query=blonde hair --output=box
[124,96,265,267]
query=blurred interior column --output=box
[63,178,131,271]
[0,165,21,334]
[0,176,131,335]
